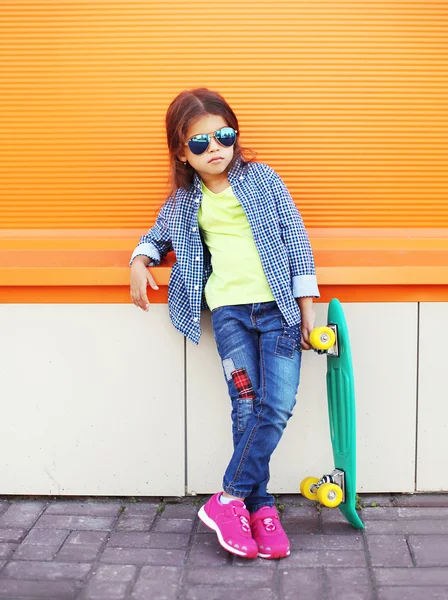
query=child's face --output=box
[179,114,235,182]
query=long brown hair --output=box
[165,88,256,195]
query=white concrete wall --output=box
[417,303,448,491]
[0,305,185,496]
[0,301,443,496]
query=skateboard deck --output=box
[326,299,364,529]
[301,298,364,529]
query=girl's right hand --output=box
[130,258,159,311]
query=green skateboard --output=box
[300,298,364,529]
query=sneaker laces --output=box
[231,506,251,532]
[239,515,251,532]
[263,517,276,532]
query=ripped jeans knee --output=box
[221,358,256,433]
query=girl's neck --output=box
[200,172,231,194]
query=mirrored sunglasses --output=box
[186,127,237,156]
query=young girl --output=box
[130,88,320,560]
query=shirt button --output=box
[196,256,200,261]
[194,198,200,203]
[193,317,198,322]
[194,285,199,291]
[192,227,197,232]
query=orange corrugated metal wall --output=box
[1,0,447,229]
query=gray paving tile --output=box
[161,504,199,519]
[100,547,186,567]
[408,535,448,567]
[285,549,367,568]
[22,528,69,546]
[377,587,448,600]
[320,508,365,534]
[373,567,448,586]
[365,535,414,567]
[33,515,115,531]
[281,506,319,522]
[280,506,319,534]
[362,507,448,520]
[121,503,159,517]
[1,560,91,581]
[358,495,396,507]
[0,503,45,529]
[0,578,80,599]
[138,564,182,581]
[106,531,189,549]
[365,520,448,535]
[185,566,275,586]
[55,544,104,562]
[184,587,275,600]
[61,531,108,546]
[115,516,155,532]
[0,543,17,560]
[13,544,60,561]
[0,529,27,543]
[153,518,194,534]
[391,494,448,508]
[187,534,229,567]
[106,532,151,548]
[276,494,317,507]
[279,567,325,600]
[45,502,122,517]
[325,568,373,600]
[55,531,108,562]
[282,522,320,535]
[196,520,215,534]
[132,566,182,600]
[289,533,363,551]
[232,555,277,569]
[82,581,130,600]
[89,564,137,581]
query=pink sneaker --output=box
[250,506,290,559]
[198,493,258,559]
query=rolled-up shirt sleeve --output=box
[129,197,174,266]
[270,170,320,298]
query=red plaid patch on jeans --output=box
[231,368,256,400]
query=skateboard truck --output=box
[310,323,339,357]
[311,469,346,503]
[326,324,339,357]
[300,469,346,508]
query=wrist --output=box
[131,255,151,268]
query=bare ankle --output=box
[222,492,245,502]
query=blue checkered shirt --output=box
[130,159,320,344]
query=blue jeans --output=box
[211,301,302,513]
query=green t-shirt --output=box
[198,182,274,311]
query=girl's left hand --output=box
[300,310,315,351]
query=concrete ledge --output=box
[1,228,448,302]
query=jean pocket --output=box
[275,335,296,359]
[237,398,254,432]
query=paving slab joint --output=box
[361,527,379,600]
[175,507,202,600]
